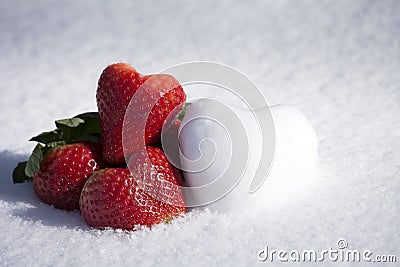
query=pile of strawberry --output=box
[13,63,187,230]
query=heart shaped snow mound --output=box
[178,100,319,213]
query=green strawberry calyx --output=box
[12,112,101,184]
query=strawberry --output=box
[96,63,186,165]
[34,142,102,210]
[13,112,104,211]
[157,102,190,153]
[80,146,185,229]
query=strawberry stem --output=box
[12,112,102,184]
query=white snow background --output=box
[0,0,399,266]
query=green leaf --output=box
[75,133,101,143]
[13,142,63,183]
[177,103,191,122]
[56,117,85,129]
[56,117,85,128]
[39,141,66,156]
[55,112,101,144]
[25,144,44,178]
[75,112,100,120]
[164,215,174,224]
[12,161,31,183]
[46,141,66,148]
[29,129,62,144]
[73,112,101,137]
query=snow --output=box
[1,0,400,266]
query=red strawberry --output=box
[97,63,186,165]
[154,109,183,164]
[33,142,103,210]
[80,146,185,229]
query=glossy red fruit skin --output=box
[80,147,185,230]
[33,142,103,211]
[97,63,186,166]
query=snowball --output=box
[179,101,319,213]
